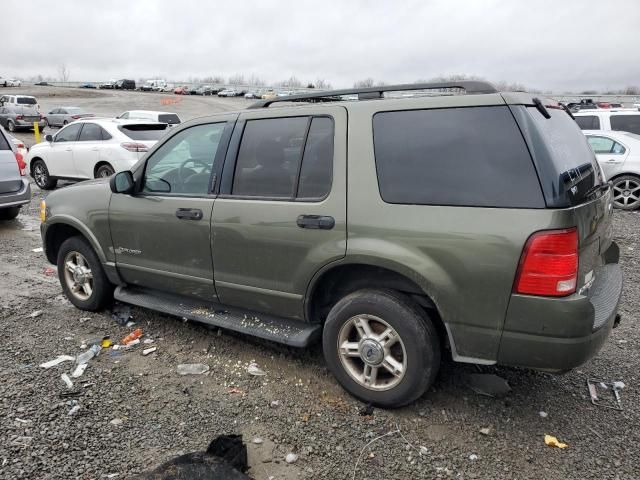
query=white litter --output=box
[252,437,263,444]
[469,454,478,461]
[613,381,626,390]
[539,411,548,418]
[142,346,157,356]
[40,355,75,369]
[29,310,43,318]
[61,373,73,389]
[247,363,267,376]
[32,247,43,253]
[285,453,298,464]
[72,363,88,378]
[68,405,80,416]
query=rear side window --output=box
[17,97,36,105]
[575,115,600,130]
[297,117,333,199]
[610,115,640,135]
[232,117,308,198]
[79,123,110,141]
[373,106,544,208]
[118,124,168,141]
[158,114,181,125]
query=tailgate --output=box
[0,150,21,194]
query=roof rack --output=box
[248,81,498,109]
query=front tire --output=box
[323,289,441,408]
[95,164,115,178]
[32,159,57,190]
[57,236,113,311]
[0,206,20,220]
[612,175,640,210]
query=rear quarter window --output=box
[17,97,37,105]
[610,115,640,135]
[372,106,545,208]
[575,115,600,130]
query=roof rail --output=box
[248,81,498,109]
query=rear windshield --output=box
[511,105,603,208]
[372,106,545,208]
[118,124,168,141]
[17,97,37,105]
[158,114,181,125]
[610,114,640,135]
[575,115,600,130]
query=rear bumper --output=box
[498,261,623,372]
[0,178,31,208]
[15,120,45,128]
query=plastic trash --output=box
[111,304,132,326]
[539,411,548,418]
[252,437,263,444]
[177,364,210,375]
[32,247,43,253]
[142,346,157,356]
[40,355,75,369]
[72,363,88,378]
[61,373,73,389]
[101,338,113,348]
[76,344,101,365]
[247,363,266,376]
[469,454,479,461]
[124,338,140,348]
[544,434,568,449]
[285,453,299,464]
[68,405,80,416]
[122,328,143,345]
[29,310,43,318]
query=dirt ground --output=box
[1,87,639,480]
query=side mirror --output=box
[45,134,53,142]
[110,170,135,194]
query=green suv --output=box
[40,82,623,407]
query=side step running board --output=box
[114,286,321,347]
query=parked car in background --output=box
[0,105,45,132]
[0,77,6,87]
[34,81,50,86]
[27,118,169,189]
[115,79,136,90]
[174,86,189,95]
[244,90,262,99]
[0,125,30,220]
[217,88,237,97]
[584,129,640,210]
[141,79,167,92]
[117,110,181,126]
[44,107,95,128]
[99,80,116,89]
[79,83,96,89]
[0,94,39,111]
[7,79,22,87]
[575,110,640,135]
[193,85,215,95]
[261,89,277,99]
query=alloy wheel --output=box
[33,162,48,188]
[613,178,640,209]
[63,251,94,301]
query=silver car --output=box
[0,125,31,219]
[44,107,95,128]
[584,129,640,210]
[0,105,45,132]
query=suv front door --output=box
[109,117,235,300]
[212,106,347,320]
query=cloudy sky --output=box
[4,0,639,92]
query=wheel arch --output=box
[608,171,640,182]
[94,161,114,178]
[44,217,108,265]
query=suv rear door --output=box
[212,106,347,320]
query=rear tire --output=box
[63,120,68,126]
[57,236,113,311]
[7,120,15,132]
[322,289,441,408]
[612,175,640,210]
[0,206,20,220]
[95,164,115,178]
[32,159,58,190]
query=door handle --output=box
[606,159,617,163]
[176,208,203,220]
[296,215,335,230]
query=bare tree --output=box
[228,74,246,85]
[624,86,640,95]
[315,78,332,90]
[354,78,375,88]
[58,63,70,83]
[247,74,265,86]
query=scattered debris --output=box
[270,400,281,408]
[101,338,113,348]
[227,387,244,395]
[122,328,143,345]
[31,247,43,253]
[358,403,374,416]
[466,373,511,398]
[247,362,266,376]
[544,434,568,449]
[111,304,132,326]
[419,446,429,456]
[177,364,210,375]
[110,418,124,426]
[469,454,479,461]
[68,405,81,416]
[587,379,624,410]
[43,267,56,276]
[252,437,263,444]
[285,453,299,464]
[125,321,136,328]
[61,373,73,389]
[143,338,154,344]
[352,428,401,480]
[142,346,157,356]
[125,338,140,348]
[72,363,88,378]
[76,344,101,365]
[79,317,91,323]
[587,426,603,439]
[29,310,43,318]
[40,355,75,369]
[479,427,491,436]
[539,411,548,418]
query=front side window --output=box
[575,115,600,130]
[587,136,626,154]
[610,115,640,135]
[232,117,308,198]
[143,123,225,195]
[55,123,82,142]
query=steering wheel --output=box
[177,158,211,185]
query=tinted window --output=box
[233,117,308,198]
[144,123,225,195]
[0,130,9,150]
[373,106,544,208]
[78,123,104,141]
[118,124,168,141]
[610,115,640,135]
[587,136,626,154]
[297,117,333,199]
[158,114,181,125]
[55,123,82,142]
[575,115,600,130]
[17,97,36,105]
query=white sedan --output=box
[27,118,169,190]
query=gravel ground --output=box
[1,88,639,479]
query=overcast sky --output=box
[4,0,639,92]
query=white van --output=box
[574,110,640,135]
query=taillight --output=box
[120,142,148,152]
[514,228,578,297]
[15,152,27,176]
[16,115,24,120]
[71,115,81,119]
